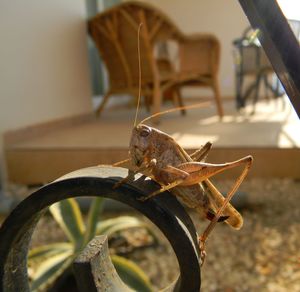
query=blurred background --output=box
[0,0,299,291]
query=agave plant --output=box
[28,197,155,292]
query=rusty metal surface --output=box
[239,0,300,118]
[0,166,201,292]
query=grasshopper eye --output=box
[140,128,150,137]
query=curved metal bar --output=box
[0,166,201,292]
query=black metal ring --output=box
[0,166,201,292]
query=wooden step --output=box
[4,99,300,185]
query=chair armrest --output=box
[178,33,220,75]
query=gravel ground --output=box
[3,178,300,291]
[193,178,300,292]
[119,178,300,291]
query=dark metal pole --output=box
[239,0,300,118]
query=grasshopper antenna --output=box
[133,23,143,127]
[140,101,211,124]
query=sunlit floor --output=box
[121,95,300,148]
[17,95,299,149]
[6,95,300,185]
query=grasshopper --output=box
[114,114,253,263]
[113,24,253,264]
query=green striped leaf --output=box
[49,199,85,250]
[112,255,153,292]
[84,197,104,245]
[97,216,148,236]
[30,251,74,292]
[28,242,73,264]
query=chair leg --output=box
[144,94,151,113]
[251,73,262,115]
[172,87,186,115]
[152,85,162,124]
[212,78,224,119]
[236,70,245,109]
[96,92,111,117]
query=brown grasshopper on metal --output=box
[113,24,253,264]
[114,113,253,264]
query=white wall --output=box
[124,0,249,97]
[0,0,93,185]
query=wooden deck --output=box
[4,98,300,185]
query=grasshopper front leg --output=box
[138,165,189,201]
[113,159,157,189]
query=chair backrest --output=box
[179,34,220,77]
[88,1,183,90]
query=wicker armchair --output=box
[88,1,223,121]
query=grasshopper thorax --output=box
[129,123,182,168]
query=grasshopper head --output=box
[129,124,152,167]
